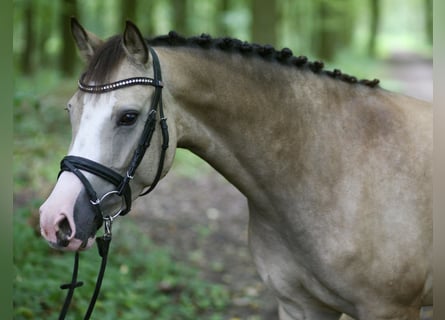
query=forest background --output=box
[13,0,433,319]
[14,0,432,77]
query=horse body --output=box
[39,21,432,320]
[161,47,432,319]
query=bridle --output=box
[58,47,168,319]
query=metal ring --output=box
[95,190,127,220]
[126,171,134,180]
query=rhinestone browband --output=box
[78,74,164,93]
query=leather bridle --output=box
[58,47,169,319]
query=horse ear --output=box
[70,17,103,62]
[123,21,149,65]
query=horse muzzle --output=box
[39,172,101,251]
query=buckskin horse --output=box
[39,19,432,320]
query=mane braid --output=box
[147,31,380,88]
[83,31,379,89]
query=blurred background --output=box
[14,0,432,319]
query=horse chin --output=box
[48,236,96,251]
[75,236,96,251]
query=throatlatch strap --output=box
[140,95,169,196]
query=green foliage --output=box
[172,149,211,178]
[14,74,73,191]
[13,200,230,319]
[13,0,432,77]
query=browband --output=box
[78,75,163,94]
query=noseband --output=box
[58,47,169,319]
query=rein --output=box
[58,47,168,319]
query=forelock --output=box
[83,35,127,85]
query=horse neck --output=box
[159,46,332,205]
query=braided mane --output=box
[84,31,380,88]
[148,31,380,88]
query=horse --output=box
[39,19,432,320]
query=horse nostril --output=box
[56,217,72,247]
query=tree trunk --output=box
[172,0,187,34]
[217,0,230,37]
[368,0,380,57]
[310,0,357,61]
[21,0,35,75]
[425,0,432,45]
[120,0,137,25]
[60,0,78,77]
[136,0,155,36]
[38,2,56,68]
[251,0,277,45]
[313,0,336,61]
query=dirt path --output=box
[383,51,432,101]
[131,164,277,319]
[129,52,432,320]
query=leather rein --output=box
[58,47,168,320]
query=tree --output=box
[60,0,79,77]
[172,0,188,34]
[120,0,138,25]
[21,0,35,75]
[368,0,380,57]
[313,0,336,60]
[129,0,155,36]
[217,0,231,36]
[425,0,432,44]
[312,0,357,61]
[251,0,278,45]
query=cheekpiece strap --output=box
[78,75,163,94]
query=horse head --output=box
[39,19,176,251]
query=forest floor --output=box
[129,51,433,320]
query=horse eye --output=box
[118,112,139,126]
